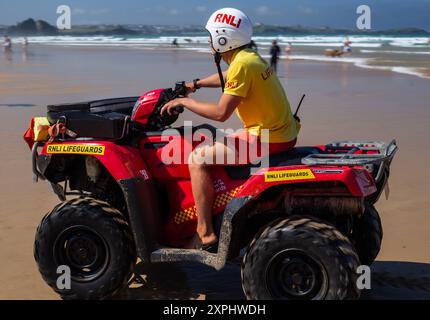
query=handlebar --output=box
[173,105,184,114]
[174,81,188,97]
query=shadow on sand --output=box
[119,260,430,300]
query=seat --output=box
[46,111,128,139]
[46,97,139,139]
[224,147,324,180]
[47,97,139,115]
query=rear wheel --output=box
[353,204,383,266]
[34,197,136,299]
[241,216,360,300]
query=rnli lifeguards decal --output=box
[264,169,315,182]
[47,144,105,155]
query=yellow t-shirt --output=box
[224,48,300,143]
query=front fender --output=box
[41,141,150,180]
[39,141,157,262]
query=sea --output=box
[10,34,430,80]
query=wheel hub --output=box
[266,249,327,299]
[54,226,109,282]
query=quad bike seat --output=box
[47,97,139,139]
[225,147,324,180]
[47,97,139,114]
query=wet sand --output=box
[1,45,430,299]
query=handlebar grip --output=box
[173,105,184,114]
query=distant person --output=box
[342,37,352,53]
[172,38,179,47]
[285,42,292,57]
[270,40,281,72]
[22,37,28,48]
[3,35,12,50]
[248,40,258,51]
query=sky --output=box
[1,0,429,30]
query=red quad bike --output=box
[25,82,398,300]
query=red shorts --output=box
[225,130,297,165]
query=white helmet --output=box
[205,8,253,53]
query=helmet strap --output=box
[214,52,225,93]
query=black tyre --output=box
[34,197,136,299]
[241,216,360,300]
[353,205,383,266]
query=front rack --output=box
[302,139,398,182]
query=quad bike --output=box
[24,82,397,300]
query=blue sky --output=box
[1,0,429,29]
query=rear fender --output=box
[237,165,377,199]
[218,165,377,261]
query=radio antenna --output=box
[294,94,306,118]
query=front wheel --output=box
[241,216,360,300]
[34,197,136,300]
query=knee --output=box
[188,153,207,173]
[188,161,205,173]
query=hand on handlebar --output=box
[160,98,186,116]
[184,82,197,96]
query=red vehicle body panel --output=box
[41,141,150,181]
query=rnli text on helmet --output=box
[214,14,242,28]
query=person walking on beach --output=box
[285,42,292,57]
[161,8,300,249]
[22,37,28,48]
[270,40,281,72]
[3,35,12,50]
[342,37,352,53]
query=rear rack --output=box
[302,140,398,182]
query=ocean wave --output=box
[261,54,430,80]
[20,35,430,49]
[360,49,430,55]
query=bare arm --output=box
[160,93,242,122]
[184,71,227,92]
[195,71,227,88]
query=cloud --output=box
[91,8,110,15]
[255,6,271,16]
[196,6,207,13]
[72,8,86,15]
[298,6,315,15]
[168,9,180,16]
[71,8,110,16]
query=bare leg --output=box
[186,142,236,248]
[188,162,217,247]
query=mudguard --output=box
[236,165,377,198]
[39,141,159,262]
[40,141,149,180]
[216,165,377,262]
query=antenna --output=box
[294,94,306,118]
